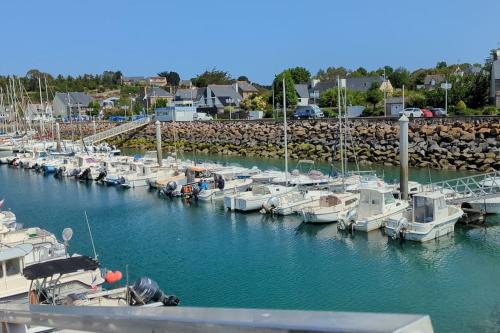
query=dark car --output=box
[429,108,447,117]
[293,105,324,119]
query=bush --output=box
[482,106,499,115]
[456,100,467,111]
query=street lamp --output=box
[441,81,452,113]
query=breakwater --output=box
[60,118,500,171]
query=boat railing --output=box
[0,303,434,333]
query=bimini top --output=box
[23,256,99,280]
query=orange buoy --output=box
[105,270,123,284]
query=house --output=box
[294,84,310,106]
[233,81,258,100]
[52,92,94,118]
[308,76,384,96]
[155,105,197,122]
[385,96,404,116]
[121,76,147,85]
[179,80,193,88]
[423,74,445,89]
[148,76,168,87]
[490,49,500,108]
[197,85,242,113]
[175,88,201,105]
[142,87,174,107]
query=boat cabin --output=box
[0,244,32,299]
[358,187,402,218]
[413,192,448,223]
[319,193,358,208]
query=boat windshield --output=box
[384,193,395,205]
[414,196,434,223]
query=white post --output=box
[402,84,405,111]
[283,78,288,186]
[56,122,62,152]
[445,80,448,113]
[383,68,387,117]
[337,76,344,177]
[155,120,163,166]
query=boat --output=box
[197,177,253,202]
[341,186,409,232]
[251,170,286,183]
[385,192,463,242]
[224,185,296,212]
[300,192,359,224]
[262,189,331,216]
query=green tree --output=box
[158,71,180,86]
[350,67,368,77]
[315,67,348,81]
[272,70,297,108]
[191,68,232,86]
[436,61,448,69]
[388,67,410,88]
[289,67,311,83]
[237,75,249,82]
[240,94,268,110]
[366,82,383,112]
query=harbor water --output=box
[0,154,499,333]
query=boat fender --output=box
[393,217,408,240]
[105,270,123,284]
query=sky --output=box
[0,0,499,84]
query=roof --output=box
[0,243,32,261]
[54,92,94,107]
[175,88,199,101]
[23,256,99,280]
[424,74,445,85]
[346,77,383,92]
[179,79,192,87]
[235,81,258,93]
[146,87,173,98]
[122,76,146,82]
[207,85,242,102]
[294,84,309,98]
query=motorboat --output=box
[251,170,286,183]
[385,192,463,242]
[262,189,330,216]
[224,185,295,212]
[197,178,253,202]
[300,192,359,224]
[342,186,409,232]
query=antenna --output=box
[84,211,98,259]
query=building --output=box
[175,88,201,105]
[197,85,242,113]
[148,76,168,87]
[101,97,120,109]
[423,74,446,89]
[490,49,500,108]
[179,80,193,88]
[308,76,384,97]
[385,96,404,116]
[233,81,258,100]
[155,105,197,122]
[52,92,94,118]
[142,87,174,107]
[121,76,147,85]
[294,84,310,106]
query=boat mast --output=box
[343,80,348,175]
[282,77,288,186]
[337,76,344,178]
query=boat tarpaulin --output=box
[23,256,99,280]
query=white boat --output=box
[466,176,500,214]
[224,185,295,212]
[0,210,16,225]
[262,189,331,216]
[197,178,253,202]
[300,192,359,224]
[385,192,463,242]
[251,170,286,183]
[344,186,409,232]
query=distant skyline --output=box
[1,0,499,84]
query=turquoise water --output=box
[0,156,499,333]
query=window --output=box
[5,259,20,276]
[384,193,395,205]
[345,198,357,206]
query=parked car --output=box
[399,108,423,118]
[421,109,433,118]
[293,105,324,119]
[193,112,213,121]
[429,108,447,117]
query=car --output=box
[193,112,213,121]
[399,107,423,118]
[421,109,433,118]
[429,108,447,117]
[293,105,324,119]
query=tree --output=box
[366,82,383,112]
[289,67,311,84]
[240,94,268,110]
[272,70,297,108]
[237,75,249,82]
[315,67,348,81]
[388,67,411,89]
[436,61,447,69]
[158,71,180,86]
[350,67,368,77]
[191,68,232,86]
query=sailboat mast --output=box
[337,76,344,177]
[343,82,348,175]
[283,77,288,186]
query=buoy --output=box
[105,270,123,284]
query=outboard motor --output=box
[70,168,80,178]
[130,277,179,306]
[163,181,177,197]
[54,166,65,179]
[191,184,200,200]
[261,196,280,214]
[78,168,92,181]
[95,170,107,182]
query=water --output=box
[1,156,499,333]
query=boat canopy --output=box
[0,244,33,262]
[23,256,99,280]
[188,166,207,172]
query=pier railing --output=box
[0,303,433,333]
[82,117,150,145]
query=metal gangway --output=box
[83,117,150,146]
[0,303,433,333]
[423,171,500,205]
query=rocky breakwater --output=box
[60,119,500,171]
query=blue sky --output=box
[0,0,498,84]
